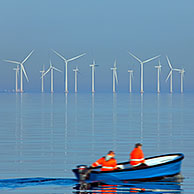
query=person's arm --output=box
[140,150,145,163]
[91,157,103,167]
[113,159,119,170]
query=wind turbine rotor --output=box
[4,60,20,65]
[114,60,117,68]
[21,64,29,82]
[143,55,160,64]
[53,66,62,73]
[165,70,172,82]
[52,49,67,62]
[42,67,51,78]
[173,68,181,72]
[21,50,34,65]
[166,56,173,69]
[67,53,86,62]
[128,51,142,63]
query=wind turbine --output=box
[73,66,79,93]
[165,56,181,93]
[176,68,185,93]
[89,60,98,93]
[40,65,45,93]
[128,51,160,93]
[52,49,86,93]
[13,65,19,92]
[42,60,62,93]
[155,60,162,93]
[4,50,34,92]
[128,70,133,93]
[111,60,118,93]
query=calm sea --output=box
[0,93,193,193]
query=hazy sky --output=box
[0,0,194,92]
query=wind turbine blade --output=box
[4,60,20,65]
[53,67,62,73]
[173,68,181,72]
[42,67,51,77]
[50,59,53,67]
[182,69,185,76]
[165,71,172,82]
[52,49,67,61]
[114,71,118,84]
[114,60,117,68]
[159,59,161,66]
[21,50,34,65]
[166,56,173,69]
[143,55,160,64]
[67,53,86,62]
[128,51,142,63]
[21,64,29,82]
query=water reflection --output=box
[16,94,24,170]
[64,93,68,173]
[91,93,95,158]
[74,179,182,194]
[112,93,117,150]
[140,94,143,142]
[156,94,160,151]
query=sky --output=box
[0,0,194,93]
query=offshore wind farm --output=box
[0,1,194,194]
[1,50,187,93]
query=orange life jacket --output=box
[130,148,145,166]
[92,155,117,171]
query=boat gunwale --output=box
[89,153,184,174]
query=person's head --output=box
[107,150,115,157]
[135,143,142,149]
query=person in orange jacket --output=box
[130,143,147,168]
[91,151,118,171]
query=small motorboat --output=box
[72,153,184,183]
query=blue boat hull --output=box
[89,160,182,181]
[73,153,184,182]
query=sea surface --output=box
[0,93,193,193]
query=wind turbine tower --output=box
[13,65,19,92]
[4,50,34,92]
[165,56,180,93]
[52,49,86,93]
[155,60,162,93]
[73,66,79,93]
[180,69,185,93]
[90,60,98,93]
[111,60,118,93]
[128,51,160,93]
[41,60,62,93]
[40,65,45,93]
[177,68,185,93]
[128,70,133,93]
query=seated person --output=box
[130,143,147,168]
[91,151,117,171]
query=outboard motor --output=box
[77,165,91,181]
[76,165,91,190]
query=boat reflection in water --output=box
[74,175,183,194]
